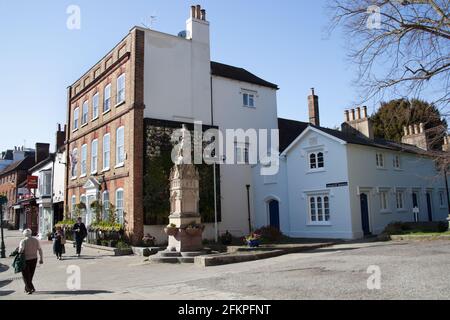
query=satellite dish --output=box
[178,30,187,38]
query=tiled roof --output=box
[211,61,279,89]
[278,118,436,156]
[0,157,35,176]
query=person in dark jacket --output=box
[52,227,65,260]
[72,217,87,257]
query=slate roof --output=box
[211,61,279,90]
[278,118,436,157]
[0,156,36,177]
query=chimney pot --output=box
[363,106,368,118]
[191,6,196,18]
[414,124,419,135]
[196,5,201,19]
[350,109,356,121]
[344,110,350,122]
[408,125,414,135]
[201,9,206,21]
[403,126,408,136]
[356,107,361,120]
[419,123,424,134]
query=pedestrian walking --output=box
[18,229,44,294]
[73,217,87,257]
[52,227,66,260]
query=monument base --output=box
[148,249,210,264]
[167,215,203,252]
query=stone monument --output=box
[150,125,207,263]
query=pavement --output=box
[0,229,450,300]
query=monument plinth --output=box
[149,125,208,263]
[165,163,204,252]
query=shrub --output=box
[219,231,233,245]
[117,240,131,250]
[89,221,123,232]
[383,221,449,235]
[254,226,284,243]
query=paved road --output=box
[0,230,449,300]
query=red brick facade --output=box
[65,29,145,244]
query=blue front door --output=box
[360,193,371,236]
[269,200,280,230]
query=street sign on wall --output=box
[27,176,38,189]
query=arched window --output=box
[115,189,124,225]
[309,153,317,169]
[317,152,324,168]
[116,126,125,166]
[102,191,109,221]
[71,195,76,218]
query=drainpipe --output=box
[246,184,251,233]
[210,75,218,242]
[445,168,450,217]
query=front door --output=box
[268,200,280,230]
[426,192,433,222]
[360,193,371,236]
[87,195,96,226]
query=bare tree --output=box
[328,0,449,170]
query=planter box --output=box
[164,227,178,237]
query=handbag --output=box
[12,252,26,274]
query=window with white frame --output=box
[393,155,401,169]
[243,92,255,108]
[308,195,330,223]
[380,191,389,211]
[104,84,111,112]
[309,151,325,170]
[117,74,126,104]
[439,191,446,208]
[82,101,89,125]
[116,126,125,166]
[396,191,405,210]
[103,134,110,170]
[376,153,384,168]
[80,194,86,220]
[92,93,99,120]
[235,144,249,164]
[38,170,52,197]
[116,189,124,225]
[102,191,109,221]
[91,139,98,174]
[71,195,76,217]
[73,107,79,130]
[70,148,78,178]
[80,144,87,176]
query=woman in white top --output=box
[19,229,44,294]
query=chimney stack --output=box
[186,4,210,44]
[56,123,66,152]
[402,123,429,151]
[35,143,50,165]
[307,88,320,126]
[341,107,374,139]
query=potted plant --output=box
[245,233,261,248]
[142,234,156,247]
[184,222,205,237]
[164,223,178,236]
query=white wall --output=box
[346,144,449,235]
[211,76,279,237]
[284,129,354,239]
[53,150,66,204]
[142,28,212,125]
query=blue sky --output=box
[0,0,373,151]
